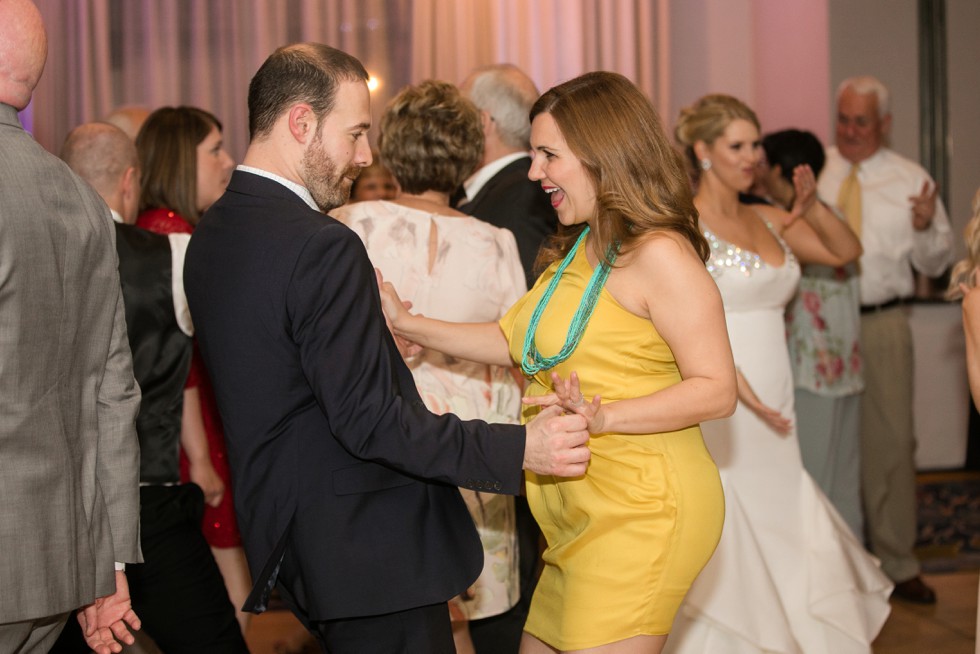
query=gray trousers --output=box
[859,307,920,583]
[0,612,70,653]
[796,389,864,539]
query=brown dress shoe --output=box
[891,576,937,604]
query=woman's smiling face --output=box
[528,112,596,226]
[700,118,763,194]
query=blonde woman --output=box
[666,94,890,654]
[947,189,980,654]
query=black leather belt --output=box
[860,298,905,314]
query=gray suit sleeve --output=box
[96,257,144,565]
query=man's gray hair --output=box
[837,75,890,119]
[464,64,540,150]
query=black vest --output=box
[115,223,192,484]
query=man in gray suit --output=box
[0,1,143,652]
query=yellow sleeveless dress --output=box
[499,239,725,650]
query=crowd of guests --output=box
[0,0,966,652]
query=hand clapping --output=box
[787,164,818,225]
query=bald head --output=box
[104,105,152,141]
[0,0,47,110]
[460,64,540,152]
[61,122,141,222]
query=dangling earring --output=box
[700,158,712,172]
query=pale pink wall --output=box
[668,0,830,145]
[751,0,831,144]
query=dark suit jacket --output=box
[184,171,526,622]
[462,156,557,287]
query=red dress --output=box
[137,207,242,548]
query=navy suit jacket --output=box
[462,156,557,287]
[184,171,526,621]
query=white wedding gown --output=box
[664,225,892,654]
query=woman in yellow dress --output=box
[379,71,736,654]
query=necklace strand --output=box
[520,226,617,376]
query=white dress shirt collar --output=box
[237,165,320,212]
[462,152,529,203]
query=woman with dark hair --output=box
[762,129,865,539]
[666,96,889,654]
[379,71,737,654]
[135,106,252,634]
[332,80,526,654]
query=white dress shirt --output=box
[818,147,953,305]
[462,152,529,204]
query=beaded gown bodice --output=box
[704,224,800,315]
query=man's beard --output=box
[301,133,361,212]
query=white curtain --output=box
[410,0,667,112]
[29,0,668,158]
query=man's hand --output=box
[910,180,938,231]
[77,570,141,654]
[523,405,591,477]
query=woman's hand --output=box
[375,268,422,358]
[523,371,605,433]
[735,369,792,435]
[188,458,225,508]
[787,164,818,225]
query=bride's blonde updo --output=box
[674,94,760,179]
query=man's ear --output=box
[121,165,138,200]
[481,110,494,136]
[288,104,316,144]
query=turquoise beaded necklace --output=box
[520,226,618,376]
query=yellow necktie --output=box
[837,164,862,236]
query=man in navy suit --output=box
[184,43,590,653]
[458,64,557,288]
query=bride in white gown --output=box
[667,94,893,653]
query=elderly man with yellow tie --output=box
[818,75,952,606]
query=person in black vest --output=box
[58,122,248,654]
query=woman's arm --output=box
[377,270,514,367]
[734,369,792,434]
[961,283,980,411]
[529,233,737,434]
[180,386,224,508]
[778,165,862,267]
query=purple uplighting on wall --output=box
[19,103,33,134]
